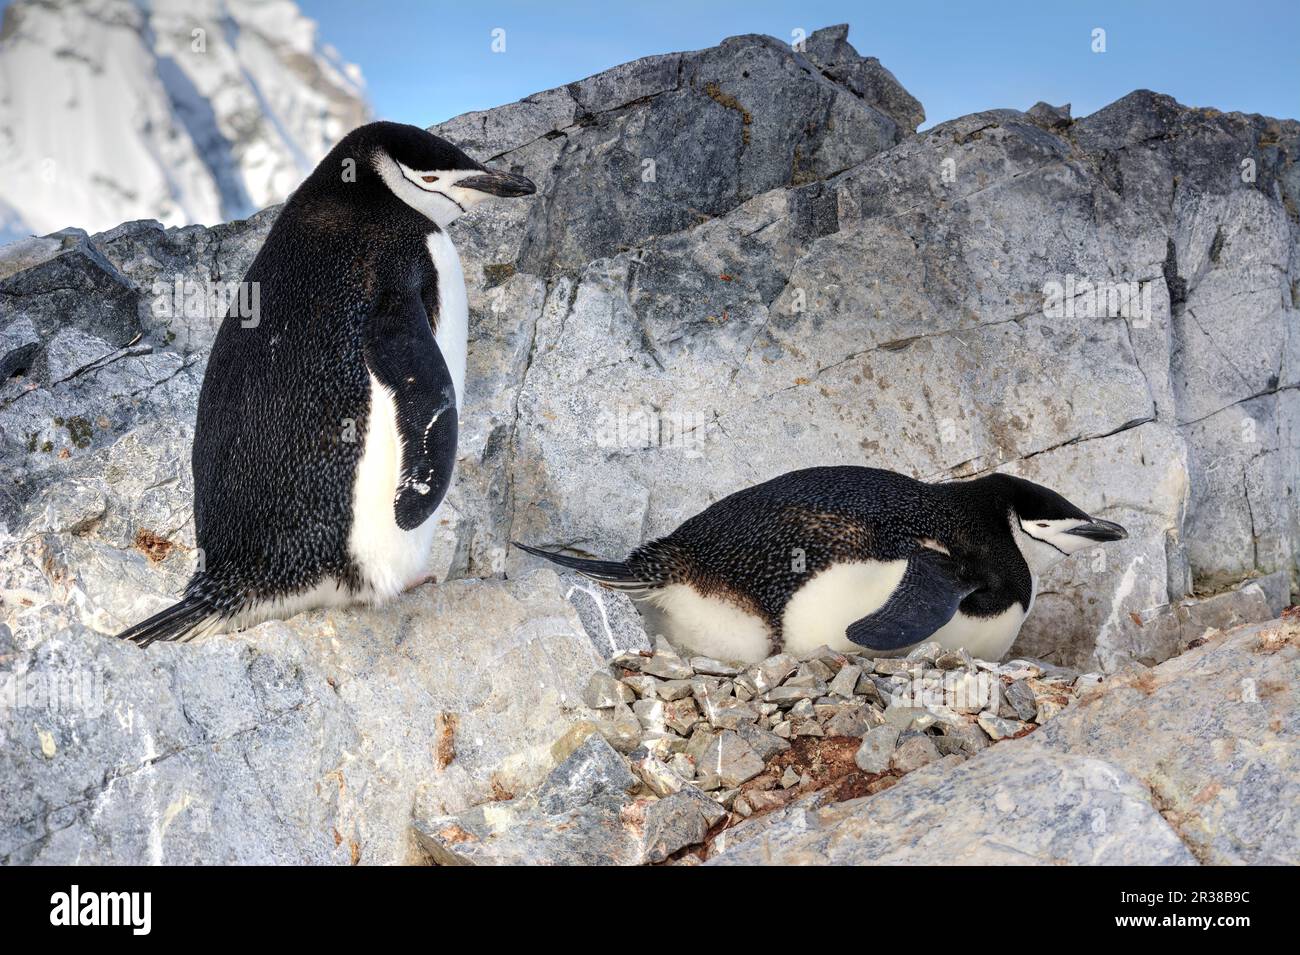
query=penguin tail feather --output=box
[511,542,655,594]
[116,594,219,648]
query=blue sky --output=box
[302,0,1299,129]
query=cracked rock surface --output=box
[1,24,1298,864]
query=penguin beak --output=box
[1066,518,1128,542]
[458,169,536,198]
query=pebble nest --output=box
[576,637,1099,859]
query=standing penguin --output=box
[515,466,1127,663]
[118,122,535,645]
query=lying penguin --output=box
[117,122,535,645]
[515,466,1127,663]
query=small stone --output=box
[824,703,883,737]
[806,645,851,670]
[735,721,790,760]
[827,663,862,698]
[905,641,943,664]
[583,671,633,708]
[883,705,936,732]
[709,699,759,729]
[659,697,698,735]
[854,675,885,705]
[873,658,919,676]
[684,727,716,764]
[733,681,754,702]
[890,735,940,773]
[656,679,695,701]
[799,659,835,682]
[756,653,800,690]
[977,712,1031,740]
[629,747,687,796]
[791,720,824,737]
[1004,679,1039,722]
[642,787,727,863]
[691,677,731,714]
[668,752,696,780]
[934,648,974,671]
[633,699,667,733]
[744,789,792,813]
[780,766,801,788]
[997,659,1044,680]
[622,675,659,699]
[638,734,679,759]
[690,656,742,677]
[772,720,793,738]
[936,720,990,755]
[599,703,643,753]
[611,650,652,672]
[789,698,816,720]
[855,725,901,774]
[764,684,823,704]
[643,652,694,681]
[697,731,766,788]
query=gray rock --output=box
[697,731,767,788]
[641,645,693,681]
[976,712,1031,741]
[1003,680,1040,722]
[827,663,863,698]
[710,745,1196,866]
[854,725,901,774]
[560,574,653,659]
[824,703,881,738]
[0,571,603,865]
[643,787,728,863]
[414,791,642,866]
[536,734,640,814]
[689,656,742,677]
[1031,618,1300,864]
[583,671,633,708]
[735,721,791,760]
[628,748,687,797]
[890,735,941,773]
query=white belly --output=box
[426,229,467,408]
[927,604,1027,661]
[638,583,772,664]
[347,373,438,599]
[782,560,909,657]
[779,559,1030,662]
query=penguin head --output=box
[989,474,1128,570]
[327,121,536,227]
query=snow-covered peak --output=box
[0,0,369,243]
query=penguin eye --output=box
[1035,522,1049,528]
[421,175,439,183]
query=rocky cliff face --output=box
[0,25,1296,864]
[0,0,368,242]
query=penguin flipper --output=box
[366,292,459,532]
[116,595,218,648]
[511,542,655,595]
[845,550,975,652]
